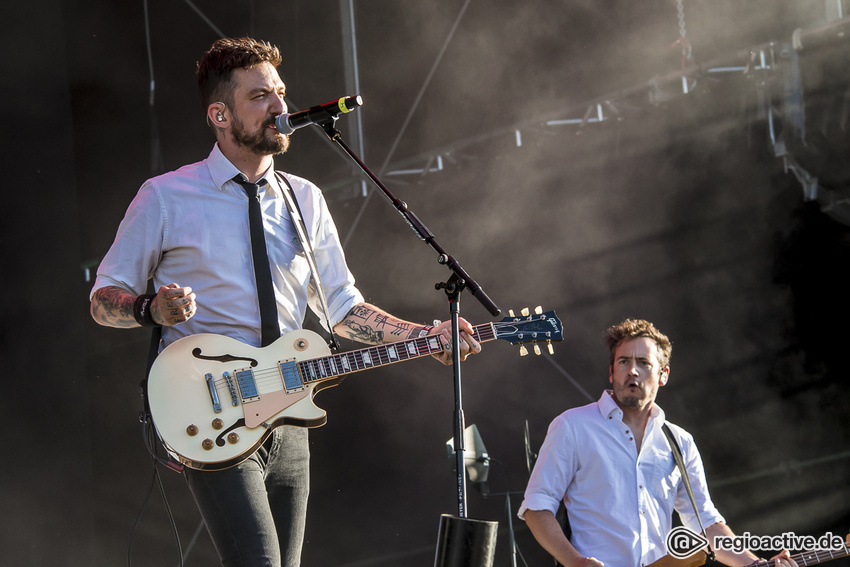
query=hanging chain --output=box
[674,0,693,66]
[676,0,687,40]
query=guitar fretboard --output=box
[296,323,496,384]
[761,544,850,567]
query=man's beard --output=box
[616,390,645,407]
[613,378,661,410]
[231,113,290,155]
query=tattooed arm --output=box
[333,302,481,365]
[90,284,197,328]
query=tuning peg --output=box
[508,309,515,317]
[533,344,541,355]
[534,306,543,315]
[547,342,554,355]
[519,345,528,356]
[521,307,530,316]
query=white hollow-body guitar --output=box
[147,309,563,470]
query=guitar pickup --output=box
[278,359,305,393]
[235,368,260,402]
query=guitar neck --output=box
[297,323,496,384]
[755,542,849,567]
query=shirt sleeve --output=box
[302,180,364,329]
[90,182,164,298]
[518,414,576,520]
[672,427,726,532]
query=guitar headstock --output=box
[495,307,563,356]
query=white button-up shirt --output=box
[92,144,364,348]
[519,390,724,567]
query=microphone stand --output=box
[318,118,501,520]
[482,490,525,567]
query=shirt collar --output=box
[206,143,283,198]
[597,389,666,423]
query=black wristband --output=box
[133,293,160,327]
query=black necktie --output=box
[235,176,280,346]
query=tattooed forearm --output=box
[335,302,425,345]
[371,313,414,338]
[338,319,385,344]
[90,286,139,328]
[335,302,481,365]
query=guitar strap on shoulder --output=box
[662,422,717,563]
[275,171,341,352]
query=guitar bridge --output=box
[222,371,239,407]
[204,373,222,413]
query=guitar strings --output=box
[205,319,552,396]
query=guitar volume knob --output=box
[227,433,240,444]
[202,439,214,450]
[186,425,198,436]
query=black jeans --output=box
[185,427,310,567]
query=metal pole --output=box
[339,0,368,197]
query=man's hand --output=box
[91,283,196,328]
[152,283,197,326]
[705,523,800,567]
[766,550,798,567]
[429,319,482,366]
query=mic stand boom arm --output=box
[319,119,501,519]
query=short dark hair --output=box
[197,37,282,110]
[604,318,672,368]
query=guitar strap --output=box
[138,279,163,421]
[275,171,341,352]
[662,423,717,563]
[140,325,161,417]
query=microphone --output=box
[275,95,363,135]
